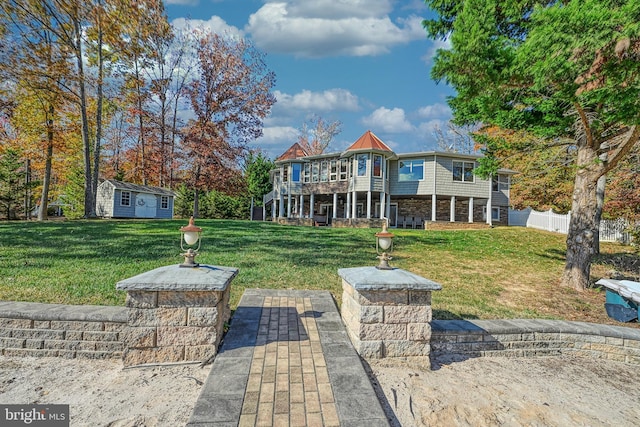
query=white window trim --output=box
[453,161,475,183]
[398,159,425,182]
[120,191,131,206]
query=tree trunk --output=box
[593,174,606,255]
[561,144,603,291]
[73,11,94,218]
[38,104,55,221]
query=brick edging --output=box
[431,319,640,364]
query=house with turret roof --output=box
[262,130,516,228]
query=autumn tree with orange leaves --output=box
[183,32,276,217]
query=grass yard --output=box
[0,219,638,326]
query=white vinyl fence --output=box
[509,207,632,243]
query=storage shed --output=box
[96,180,175,219]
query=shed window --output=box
[453,161,475,182]
[120,191,131,206]
[161,196,169,209]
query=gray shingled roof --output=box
[103,179,176,196]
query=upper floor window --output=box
[373,155,382,178]
[291,163,301,182]
[312,162,319,183]
[330,160,338,181]
[320,161,329,182]
[398,159,424,181]
[160,196,169,209]
[453,161,474,182]
[120,191,131,206]
[339,159,349,181]
[303,163,310,183]
[283,165,289,182]
[357,154,368,177]
[492,174,509,191]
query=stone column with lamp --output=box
[339,222,442,362]
[116,218,238,366]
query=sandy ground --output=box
[2,353,640,426]
[367,354,640,427]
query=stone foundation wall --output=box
[332,218,386,228]
[0,302,126,359]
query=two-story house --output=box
[262,130,515,228]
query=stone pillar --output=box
[338,267,441,362]
[116,264,238,367]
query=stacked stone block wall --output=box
[431,319,640,364]
[0,302,126,359]
[123,289,230,366]
[341,280,434,359]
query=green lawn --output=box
[0,219,636,325]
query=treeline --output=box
[0,0,276,220]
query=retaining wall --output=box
[0,301,127,359]
[431,319,640,364]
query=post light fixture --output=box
[375,222,395,270]
[180,216,202,268]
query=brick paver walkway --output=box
[239,296,339,426]
[187,289,389,427]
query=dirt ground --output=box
[2,353,640,427]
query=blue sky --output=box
[164,0,454,159]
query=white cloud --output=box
[274,89,360,113]
[417,103,451,119]
[361,107,413,133]
[256,126,299,145]
[246,2,425,57]
[423,37,451,64]
[171,16,244,38]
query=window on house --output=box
[303,163,310,183]
[161,196,169,209]
[120,191,131,206]
[492,174,509,191]
[492,207,500,221]
[312,162,319,182]
[373,155,382,178]
[292,163,301,182]
[320,161,329,182]
[453,161,475,182]
[339,159,348,180]
[283,165,289,182]
[398,159,424,181]
[357,154,368,177]
[330,160,337,181]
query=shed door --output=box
[135,193,157,218]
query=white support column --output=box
[431,194,437,222]
[487,178,493,226]
[279,196,284,218]
[333,193,338,219]
[468,197,474,223]
[386,194,391,219]
[263,205,266,222]
[352,191,358,219]
[379,192,386,220]
[366,191,372,219]
[450,196,456,222]
[346,193,351,218]
[310,194,315,218]
[287,194,292,217]
[299,195,304,218]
